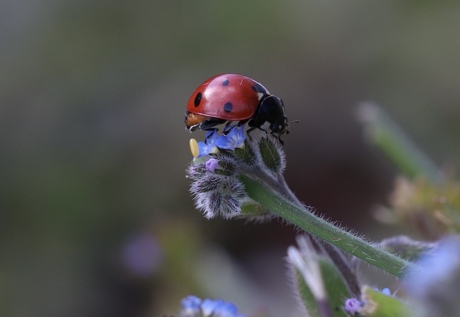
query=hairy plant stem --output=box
[240,174,415,278]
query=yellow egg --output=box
[189,138,199,158]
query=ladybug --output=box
[185,74,288,137]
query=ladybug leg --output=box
[222,122,235,135]
[246,126,255,141]
[203,129,218,143]
[246,124,268,143]
[248,118,268,135]
[247,125,267,135]
[198,118,226,131]
[196,118,226,143]
[237,119,248,127]
[223,120,248,135]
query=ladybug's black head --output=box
[269,112,288,135]
[252,95,287,134]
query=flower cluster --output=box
[189,127,246,159]
[186,127,286,219]
[180,295,246,317]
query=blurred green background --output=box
[1,1,460,316]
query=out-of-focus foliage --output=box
[376,176,460,239]
[1,1,460,316]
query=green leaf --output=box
[294,268,323,317]
[361,287,411,317]
[320,259,352,317]
[292,258,351,317]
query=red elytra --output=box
[185,74,288,136]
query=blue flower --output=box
[194,127,246,157]
[180,295,246,317]
[214,302,240,317]
[405,236,460,317]
[180,295,202,316]
[197,131,219,157]
[375,287,391,296]
[201,298,225,316]
[216,126,246,150]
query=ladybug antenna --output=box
[284,119,300,135]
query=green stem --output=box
[240,175,414,278]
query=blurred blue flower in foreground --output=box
[377,288,391,297]
[121,233,163,277]
[180,295,246,317]
[406,235,460,317]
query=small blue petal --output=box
[198,142,217,157]
[197,132,219,157]
[373,287,392,296]
[381,288,391,296]
[180,295,202,316]
[215,136,231,149]
[216,126,246,150]
[206,130,216,139]
[180,296,244,317]
[215,302,239,317]
[201,298,241,317]
[181,295,202,309]
[201,298,224,316]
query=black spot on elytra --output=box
[222,79,230,86]
[194,92,202,107]
[224,102,233,113]
[252,83,267,94]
